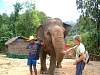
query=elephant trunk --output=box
[50,25,65,61]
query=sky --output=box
[0,0,80,24]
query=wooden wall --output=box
[7,39,29,55]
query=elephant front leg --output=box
[48,51,56,75]
[56,53,64,68]
[40,50,48,74]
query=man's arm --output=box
[76,53,85,63]
[63,45,78,54]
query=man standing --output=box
[26,36,38,75]
[73,35,85,75]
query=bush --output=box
[6,52,28,59]
[65,36,74,46]
[81,32,100,56]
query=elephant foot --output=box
[47,71,54,75]
[40,70,48,74]
[56,64,62,68]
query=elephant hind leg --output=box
[56,62,62,68]
[56,53,64,68]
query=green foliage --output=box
[65,37,74,46]
[80,32,92,51]
[16,10,34,36]
[13,2,23,18]
[0,13,11,50]
[81,32,100,55]
[32,10,47,33]
[7,52,28,59]
[0,1,47,52]
[75,0,100,55]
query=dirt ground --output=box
[0,54,100,75]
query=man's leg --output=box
[29,64,33,75]
[33,65,37,75]
[76,68,82,75]
[76,61,85,75]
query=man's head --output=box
[73,35,81,45]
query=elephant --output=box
[36,18,71,75]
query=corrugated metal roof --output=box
[63,22,72,26]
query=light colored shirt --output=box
[76,43,85,59]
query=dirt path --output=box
[0,54,100,75]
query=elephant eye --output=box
[47,32,50,35]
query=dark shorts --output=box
[27,58,37,66]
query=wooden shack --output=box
[5,36,29,58]
[63,22,72,38]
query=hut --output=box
[5,36,29,58]
[63,22,72,38]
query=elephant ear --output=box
[36,25,44,41]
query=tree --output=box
[13,2,23,36]
[0,13,11,51]
[16,2,47,36]
[16,10,34,36]
[13,2,23,18]
[76,0,100,54]
[76,0,100,47]
[0,1,47,52]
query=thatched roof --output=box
[5,36,28,45]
